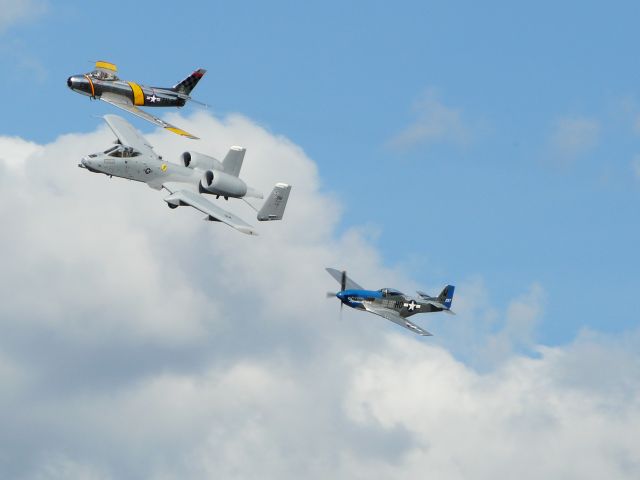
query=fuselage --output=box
[336,288,442,318]
[67,72,186,108]
[80,146,199,190]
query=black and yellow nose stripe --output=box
[127,82,145,106]
[84,74,95,98]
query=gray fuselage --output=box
[81,145,198,191]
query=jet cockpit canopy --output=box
[89,69,119,81]
[103,145,138,158]
[89,61,119,81]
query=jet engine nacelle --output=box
[181,151,223,171]
[200,170,247,198]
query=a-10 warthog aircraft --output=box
[67,61,206,139]
[326,268,455,336]
[80,115,291,236]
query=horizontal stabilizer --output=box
[258,183,291,221]
[416,290,434,300]
[418,285,455,312]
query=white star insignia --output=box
[403,300,421,311]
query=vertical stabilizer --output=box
[173,68,206,95]
[437,285,455,309]
[223,146,246,177]
[258,183,292,221]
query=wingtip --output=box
[164,126,199,140]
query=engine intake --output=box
[181,151,223,171]
[199,170,247,198]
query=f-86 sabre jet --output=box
[80,115,292,236]
[326,268,455,336]
[67,61,206,139]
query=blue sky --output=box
[2,2,640,478]
[2,1,639,343]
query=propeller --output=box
[326,270,348,320]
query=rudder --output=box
[437,285,455,309]
[258,184,292,221]
[173,68,206,95]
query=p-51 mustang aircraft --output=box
[326,268,455,336]
[67,61,206,139]
[80,115,292,235]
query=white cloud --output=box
[0,136,43,170]
[345,333,640,480]
[0,0,47,32]
[388,89,473,150]
[549,116,600,161]
[0,113,638,479]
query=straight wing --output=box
[162,186,258,236]
[100,92,199,139]
[325,268,364,290]
[103,115,158,159]
[364,303,433,336]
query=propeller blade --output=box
[341,270,347,292]
[326,292,337,298]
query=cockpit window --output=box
[379,288,403,297]
[104,146,139,158]
[89,70,119,81]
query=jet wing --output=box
[100,92,199,139]
[162,186,258,236]
[364,303,433,336]
[103,115,158,159]
[325,268,364,290]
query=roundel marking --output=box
[161,164,168,172]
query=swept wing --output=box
[100,92,198,139]
[364,303,433,336]
[326,268,364,290]
[163,185,258,236]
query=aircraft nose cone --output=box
[67,75,92,96]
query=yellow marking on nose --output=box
[83,74,95,97]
